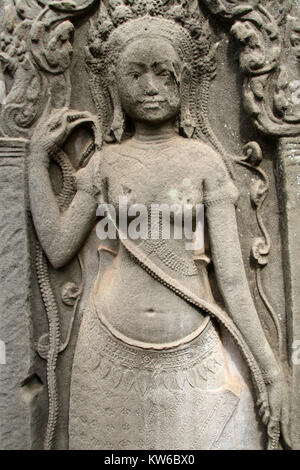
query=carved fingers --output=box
[262,375,289,449]
[281,404,292,449]
[30,107,102,162]
[256,396,270,425]
[47,108,102,150]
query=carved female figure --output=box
[29,3,285,450]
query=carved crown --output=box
[87,0,216,76]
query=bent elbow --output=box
[45,242,73,270]
[41,230,83,269]
[47,253,68,270]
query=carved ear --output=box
[108,76,125,143]
[180,65,196,139]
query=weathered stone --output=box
[0,138,33,450]
[0,0,299,451]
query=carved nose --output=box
[147,86,158,96]
[143,75,159,95]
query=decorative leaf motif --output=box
[243,141,263,166]
[37,333,50,359]
[61,281,80,306]
[250,179,268,207]
[0,0,98,137]
[274,89,290,116]
[252,237,269,265]
[49,0,97,12]
[203,0,300,135]
[243,86,261,116]
[203,0,258,18]
[249,76,265,100]
[49,1,77,10]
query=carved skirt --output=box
[69,300,264,450]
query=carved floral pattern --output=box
[203,0,300,135]
[0,0,97,137]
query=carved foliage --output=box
[236,142,283,356]
[0,0,97,137]
[203,0,300,136]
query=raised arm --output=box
[29,109,102,269]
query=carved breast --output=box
[101,136,204,211]
[91,136,213,346]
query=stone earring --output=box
[181,107,196,139]
[180,66,196,139]
[109,85,125,143]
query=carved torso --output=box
[79,135,238,345]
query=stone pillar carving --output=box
[277,136,300,446]
[0,0,98,450]
[0,137,33,450]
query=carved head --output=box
[116,37,181,124]
[87,1,216,142]
[106,16,196,140]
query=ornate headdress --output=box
[86,0,218,143]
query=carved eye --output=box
[157,70,169,77]
[132,72,140,79]
[57,33,68,46]
[291,36,300,47]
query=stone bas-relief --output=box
[0,0,300,450]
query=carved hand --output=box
[30,107,102,168]
[264,374,291,449]
[207,202,288,445]
[28,107,101,269]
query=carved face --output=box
[116,37,182,124]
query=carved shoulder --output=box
[180,139,239,207]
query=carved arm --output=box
[29,150,97,269]
[206,202,280,380]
